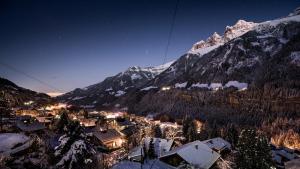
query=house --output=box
[16,118,45,133]
[120,126,137,138]
[159,140,220,169]
[144,137,174,157]
[35,116,53,126]
[115,119,134,130]
[79,118,97,127]
[272,147,299,167]
[202,137,231,154]
[93,129,124,150]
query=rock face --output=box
[0,77,52,107]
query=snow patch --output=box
[141,86,158,91]
[72,96,85,101]
[105,87,113,91]
[225,81,248,90]
[290,51,300,66]
[131,73,142,80]
[191,83,209,88]
[115,90,126,97]
[175,82,187,88]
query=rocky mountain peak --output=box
[190,19,257,53]
[224,19,257,41]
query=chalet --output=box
[93,129,124,150]
[116,120,134,130]
[16,117,45,133]
[79,118,97,127]
[202,137,231,154]
[159,140,220,169]
[120,126,137,138]
[272,146,299,167]
[35,116,53,127]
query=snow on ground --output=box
[290,51,300,66]
[189,44,222,56]
[225,81,248,90]
[105,87,113,91]
[210,83,223,90]
[0,133,30,153]
[251,42,260,46]
[257,14,300,30]
[112,160,173,169]
[141,86,158,91]
[175,82,187,88]
[131,73,142,80]
[72,96,85,100]
[191,83,209,88]
[115,90,126,97]
[144,61,175,75]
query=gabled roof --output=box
[128,145,144,159]
[117,120,133,126]
[160,140,220,169]
[144,137,174,157]
[16,120,45,132]
[120,126,137,137]
[93,129,122,143]
[202,137,231,151]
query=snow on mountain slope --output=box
[58,61,174,106]
[146,10,300,90]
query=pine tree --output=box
[236,129,274,169]
[154,125,162,138]
[56,110,70,134]
[55,121,95,169]
[209,120,219,139]
[254,135,274,169]
[187,121,198,142]
[148,138,156,159]
[226,124,239,148]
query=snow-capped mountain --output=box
[189,20,257,54]
[58,8,300,114]
[146,12,300,89]
[58,61,174,107]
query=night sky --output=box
[0,0,299,94]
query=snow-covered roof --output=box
[202,137,231,152]
[0,133,32,155]
[93,129,122,143]
[128,145,144,159]
[160,140,220,169]
[144,137,174,157]
[16,120,46,132]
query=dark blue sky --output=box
[0,0,299,93]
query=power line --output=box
[163,0,180,64]
[0,61,63,92]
